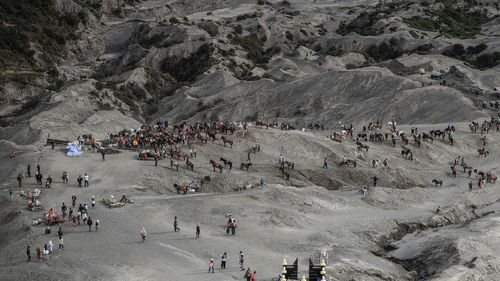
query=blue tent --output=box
[66,144,83,157]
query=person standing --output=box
[58,227,63,240]
[154,155,158,167]
[252,271,256,281]
[9,188,13,202]
[61,203,67,220]
[247,151,251,162]
[239,251,244,270]
[260,177,264,188]
[87,217,93,231]
[231,220,237,235]
[17,174,22,187]
[84,174,89,187]
[27,165,31,177]
[141,227,147,242]
[196,224,200,238]
[101,150,105,161]
[58,237,64,250]
[37,164,40,174]
[221,252,227,269]
[95,219,99,231]
[72,194,77,207]
[469,181,473,191]
[26,246,31,262]
[372,176,379,187]
[77,175,82,187]
[245,268,252,281]
[36,248,41,260]
[208,258,214,273]
[174,216,180,232]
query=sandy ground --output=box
[1,118,499,281]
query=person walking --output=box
[252,271,257,281]
[221,252,227,269]
[101,150,105,161]
[231,220,237,235]
[239,251,244,270]
[260,177,264,188]
[36,247,41,260]
[58,237,64,250]
[87,217,93,231]
[245,268,252,281]
[154,155,158,167]
[26,246,31,262]
[72,194,76,207]
[61,203,67,220]
[37,164,40,174]
[58,227,63,239]
[141,227,147,242]
[47,241,53,253]
[17,174,22,187]
[95,219,99,231]
[27,165,31,177]
[196,224,200,238]
[77,175,82,187]
[469,181,473,191]
[84,174,89,187]
[208,258,214,273]
[9,188,13,202]
[322,156,328,168]
[247,151,251,162]
[372,176,379,187]
[174,216,180,232]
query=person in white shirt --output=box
[84,174,89,187]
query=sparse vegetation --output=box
[442,43,499,69]
[337,11,383,36]
[232,35,281,65]
[0,0,82,70]
[366,38,403,62]
[404,8,490,38]
[15,95,41,115]
[161,44,216,82]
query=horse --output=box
[220,157,232,170]
[186,159,194,171]
[175,151,187,160]
[221,136,233,148]
[170,159,179,171]
[356,142,369,152]
[189,149,197,158]
[338,159,357,168]
[469,124,477,133]
[173,184,188,194]
[401,149,411,158]
[487,174,497,183]
[279,166,290,180]
[401,134,409,145]
[252,144,261,153]
[198,135,208,145]
[357,133,368,141]
[208,132,217,142]
[210,160,223,173]
[432,179,443,187]
[240,162,252,171]
[285,161,294,169]
[478,148,489,157]
[413,136,421,148]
